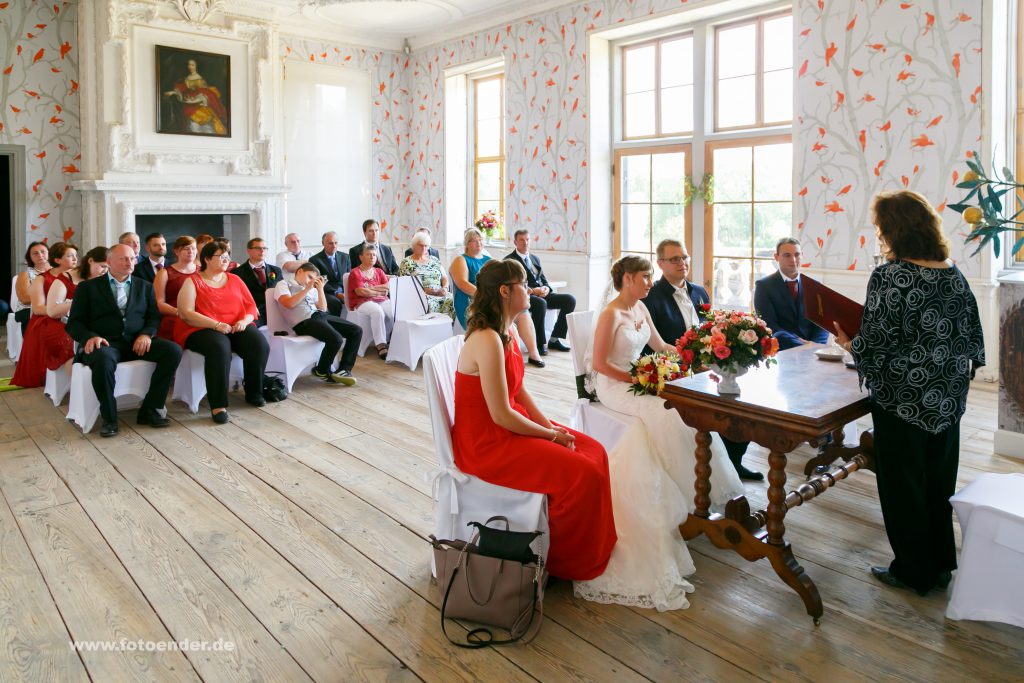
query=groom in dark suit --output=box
[505,229,576,353]
[309,231,350,316]
[646,239,762,481]
[233,237,284,327]
[66,244,182,437]
[753,237,829,350]
[349,219,399,275]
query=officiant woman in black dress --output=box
[834,190,985,596]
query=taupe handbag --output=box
[431,516,545,648]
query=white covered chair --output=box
[946,473,1024,628]
[386,276,453,371]
[565,310,639,453]
[422,335,548,575]
[172,350,244,413]
[6,275,21,361]
[66,360,156,433]
[264,290,327,392]
[344,280,394,357]
[44,367,72,406]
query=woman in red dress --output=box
[154,236,198,340]
[12,242,79,388]
[451,259,617,580]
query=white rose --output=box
[738,329,758,345]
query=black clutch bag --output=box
[468,516,542,564]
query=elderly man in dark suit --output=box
[645,239,762,481]
[753,237,829,351]
[504,229,575,353]
[309,231,350,316]
[349,219,399,275]
[233,237,284,327]
[66,244,182,437]
[403,227,440,259]
[133,233,167,283]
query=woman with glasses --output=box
[174,239,272,423]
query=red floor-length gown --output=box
[11,271,74,388]
[452,339,617,580]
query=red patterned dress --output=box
[452,339,617,580]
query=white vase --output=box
[709,364,748,395]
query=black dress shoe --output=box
[212,410,230,424]
[538,346,549,356]
[100,421,119,437]
[735,465,764,482]
[527,358,546,368]
[137,408,170,428]
[870,566,928,596]
[547,339,571,352]
[245,395,267,408]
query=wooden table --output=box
[661,344,875,623]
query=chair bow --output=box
[427,465,470,514]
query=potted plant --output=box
[947,153,1024,258]
[675,305,780,395]
[474,210,503,241]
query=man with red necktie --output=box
[753,237,829,351]
[234,237,284,327]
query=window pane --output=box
[717,24,756,79]
[475,79,501,119]
[713,203,752,257]
[651,152,686,203]
[712,257,753,309]
[661,37,693,88]
[622,154,651,203]
[763,15,793,71]
[717,75,756,128]
[762,69,793,123]
[660,85,693,134]
[476,162,501,201]
[754,258,778,283]
[622,203,652,253]
[476,200,500,220]
[625,91,656,137]
[476,117,501,158]
[753,143,792,201]
[625,44,656,93]
[753,202,793,257]
[712,146,752,201]
[652,204,686,245]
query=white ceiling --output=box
[247,0,576,51]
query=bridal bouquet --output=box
[474,210,502,239]
[675,306,780,374]
[628,352,689,396]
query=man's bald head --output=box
[107,244,137,280]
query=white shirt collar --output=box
[150,257,164,267]
[516,250,530,260]
[781,273,800,283]
[248,260,265,269]
[668,279,690,296]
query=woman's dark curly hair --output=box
[872,190,950,262]
[465,258,527,346]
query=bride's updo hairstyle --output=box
[466,258,528,346]
[611,255,652,291]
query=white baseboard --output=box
[994,429,1024,461]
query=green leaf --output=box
[1004,167,1016,183]
[946,203,969,214]
[1013,235,1024,257]
[965,159,982,175]
[956,180,981,189]
[990,186,1003,214]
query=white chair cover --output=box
[386,276,453,371]
[343,279,393,356]
[66,360,156,433]
[422,335,548,575]
[172,350,244,413]
[264,290,327,391]
[565,310,638,452]
[946,473,1024,627]
[6,276,21,361]
[44,368,72,406]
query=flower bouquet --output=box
[675,305,780,394]
[628,352,689,396]
[474,210,502,239]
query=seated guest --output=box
[13,241,49,333]
[398,231,455,319]
[118,231,141,257]
[452,259,616,580]
[274,263,360,385]
[219,239,240,271]
[309,231,350,316]
[349,219,399,275]
[66,245,181,437]
[645,239,761,481]
[195,233,215,254]
[403,227,440,258]
[505,228,576,353]
[275,232,313,278]
[347,248,391,359]
[11,242,78,388]
[134,233,167,283]
[834,190,985,596]
[233,237,283,326]
[174,239,273,423]
[753,237,829,350]
[154,236,198,340]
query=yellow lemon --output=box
[962,170,979,183]
[963,207,983,224]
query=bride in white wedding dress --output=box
[574,256,745,611]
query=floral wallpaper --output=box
[795,0,984,276]
[0,0,81,246]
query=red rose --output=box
[680,349,695,364]
[699,303,712,312]
[713,345,731,360]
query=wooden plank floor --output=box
[0,351,1021,682]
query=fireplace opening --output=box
[134,214,251,263]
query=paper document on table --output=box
[801,275,864,338]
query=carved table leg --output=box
[692,430,713,520]
[766,543,824,623]
[766,449,787,546]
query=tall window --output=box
[473,74,505,239]
[613,9,793,306]
[1014,0,1024,265]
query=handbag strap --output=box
[439,560,545,649]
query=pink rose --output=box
[737,329,758,345]
[713,345,731,360]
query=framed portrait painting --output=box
[156,45,231,137]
